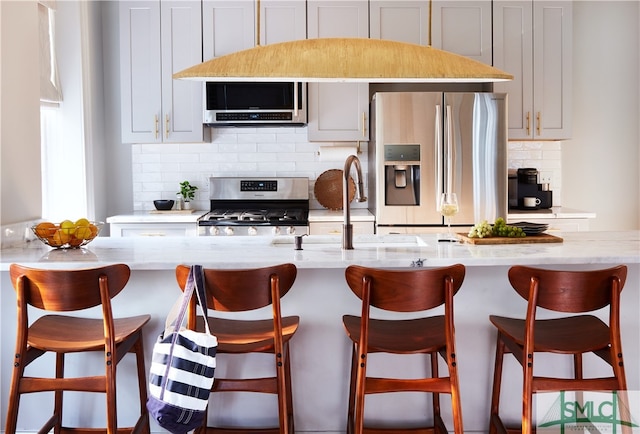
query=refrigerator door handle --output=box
[435,104,443,207]
[445,105,454,195]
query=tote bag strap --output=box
[192,265,213,336]
[165,265,212,336]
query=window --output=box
[39,1,87,221]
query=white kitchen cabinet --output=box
[310,221,375,236]
[307,1,370,142]
[203,1,305,57]
[109,222,199,237]
[107,212,203,237]
[309,209,375,235]
[260,0,306,45]
[120,1,204,144]
[493,1,572,140]
[202,0,255,59]
[370,1,430,45]
[431,1,493,65]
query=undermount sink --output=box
[270,234,428,249]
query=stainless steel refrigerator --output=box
[368,92,508,233]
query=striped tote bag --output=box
[147,265,217,434]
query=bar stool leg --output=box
[489,334,506,434]
[449,355,463,434]
[431,352,440,419]
[54,353,64,434]
[346,343,358,434]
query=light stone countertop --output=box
[104,207,592,224]
[507,206,596,220]
[106,210,208,223]
[106,209,375,223]
[1,231,638,271]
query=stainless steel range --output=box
[198,177,310,236]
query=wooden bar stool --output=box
[5,263,151,434]
[489,265,628,434]
[342,264,466,434]
[175,263,299,434]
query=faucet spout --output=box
[343,154,367,250]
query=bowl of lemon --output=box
[32,219,103,249]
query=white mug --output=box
[524,197,541,208]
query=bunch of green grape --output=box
[467,220,493,238]
[492,217,526,237]
[468,218,527,238]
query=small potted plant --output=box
[179,181,198,209]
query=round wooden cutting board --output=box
[314,169,356,210]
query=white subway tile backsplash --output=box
[508,140,563,206]
[131,130,562,211]
[135,172,162,183]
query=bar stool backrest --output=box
[345,264,465,312]
[10,263,131,312]
[508,265,627,313]
[175,263,297,312]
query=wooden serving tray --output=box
[456,233,563,245]
[149,209,196,214]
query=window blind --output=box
[39,0,62,104]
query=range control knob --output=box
[286,226,296,235]
[248,226,258,236]
[209,226,220,236]
[272,226,282,235]
[224,226,234,236]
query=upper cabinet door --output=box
[431,1,493,65]
[120,1,162,143]
[203,0,255,60]
[493,1,572,140]
[532,2,572,140]
[160,1,204,143]
[120,1,203,144]
[260,0,306,45]
[493,1,534,139]
[307,1,370,142]
[370,1,430,45]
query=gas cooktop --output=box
[198,177,310,236]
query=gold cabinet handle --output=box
[526,112,530,136]
[536,112,541,136]
[361,112,367,138]
[165,114,170,138]
[154,115,159,139]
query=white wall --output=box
[564,1,640,230]
[0,1,42,226]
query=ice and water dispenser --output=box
[384,144,421,206]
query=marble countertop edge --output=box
[1,231,637,271]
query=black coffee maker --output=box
[509,168,553,210]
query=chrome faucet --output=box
[343,154,367,250]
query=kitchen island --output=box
[1,231,638,433]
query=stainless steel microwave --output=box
[204,81,307,126]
